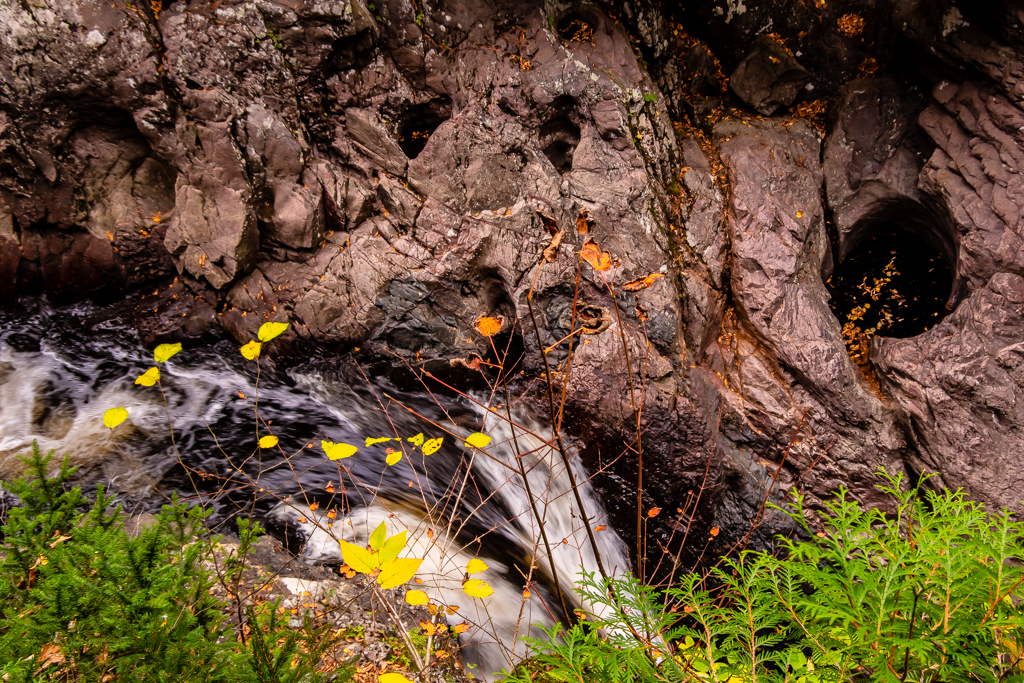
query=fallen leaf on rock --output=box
[621,272,665,292]
[542,229,563,262]
[575,208,593,234]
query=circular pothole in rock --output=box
[827,224,953,365]
[397,97,452,160]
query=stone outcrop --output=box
[4,0,1024,570]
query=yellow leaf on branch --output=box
[405,589,429,605]
[378,557,423,589]
[153,343,182,363]
[322,441,358,460]
[463,579,494,598]
[464,432,492,449]
[103,407,128,429]
[135,367,160,386]
[257,321,288,342]
[240,340,261,360]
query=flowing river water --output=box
[0,301,630,678]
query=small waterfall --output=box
[0,302,630,680]
[275,400,630,678]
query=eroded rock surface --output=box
[4,0,1024,573]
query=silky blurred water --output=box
[0,300,629,679]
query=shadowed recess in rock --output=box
[539,96,581,175]
[397,98,452,160]
[827,225,953,365]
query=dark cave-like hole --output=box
[540,116,580,174]
[556,13,595,43]
[397,97,452,160]
[827,225,953,364]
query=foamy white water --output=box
[274,401,630,679]
[0,304,631,680]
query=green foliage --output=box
[0,443,353,683]
[506,471,1024,683]
[643,93,658,102]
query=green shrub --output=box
[0,443,352,683]
[508,471,1024,682]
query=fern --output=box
[510,469,1024,683]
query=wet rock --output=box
[7,0,1024,567]
[729,36,811,115]
[874,273,1024,510]
[822,77,934,260]
[345,108,409,178]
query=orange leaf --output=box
[474,316,503,337]
[594,524,607,532]
[580,241,612,271]
[452,623,469,633]
[647,507,661,518]
[710,526,720,537]
[575,208,592,234]
[309,502,319,511]
[621,272,666,292]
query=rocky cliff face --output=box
[3,0,1023,573]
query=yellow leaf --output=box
[240,340,261,360]
[369,521,387,551]
[339,540,378,573]
[322,441,358,460]
[257,321,289,342]
[386,449,403,466]
[379,530,407,565]
[366,437,392,446]
[452,623,469,633]
[103,407,128,429]
[474,316,503,337]
[379,675,414,683]
[258,435,279,449]
[445,605,459,615]
[377,557,423,589]
[153,343,182,363]
[405,589,429,605]
[421,437,443,455]
[463,579,493,599]
[407,433,424,446]
[580,240,612,271]
[464,432,491,449]
[135,366,160,386]
[466,558,488,575]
